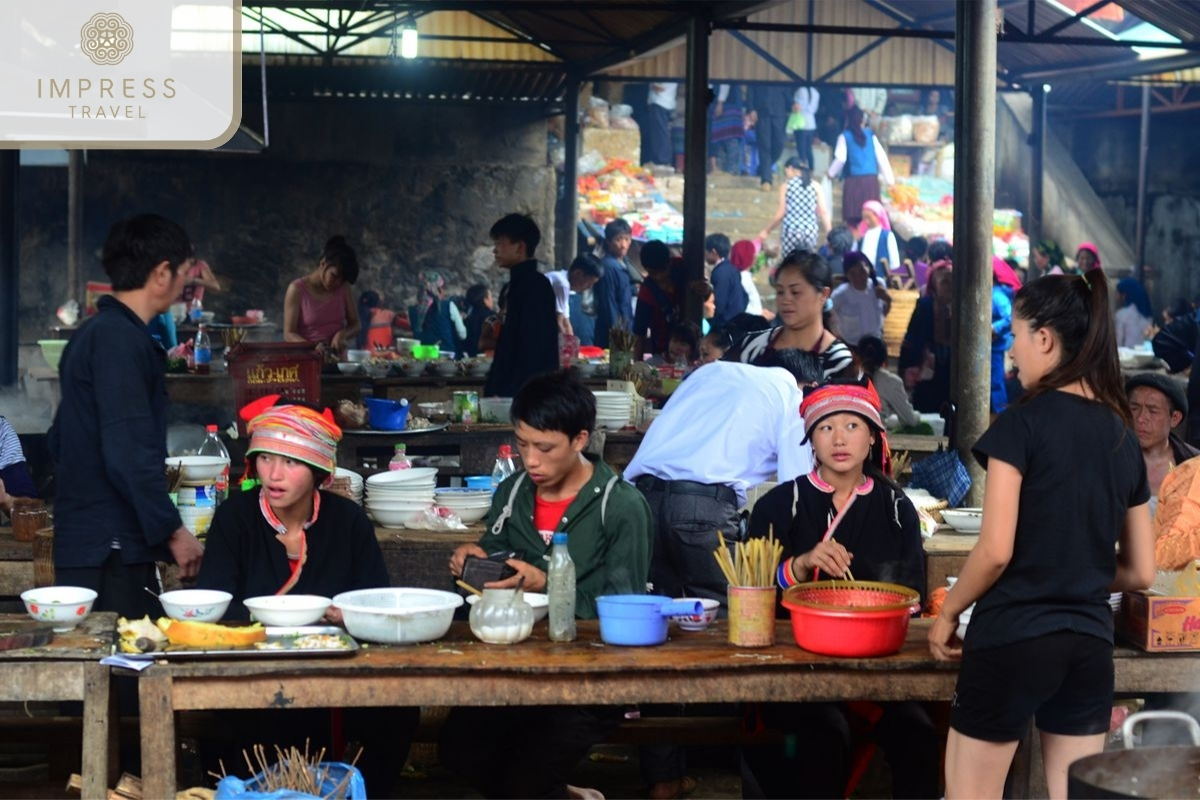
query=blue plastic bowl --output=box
[595,595,703,646]
[465,476,494,490]
[363,397,410,431]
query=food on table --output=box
[155,618,267,648]
[253,633,351,651]
[117,615,169,654]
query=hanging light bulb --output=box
[400,25,418,59]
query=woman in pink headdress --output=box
[856,200,900,281]
[1075,242,1103,274]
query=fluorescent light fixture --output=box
[400,26,418,59]
[1043,83,1052,93]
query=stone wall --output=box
[16,100,555,344]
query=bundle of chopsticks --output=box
[608,320,637,353]
[713,528,784,588]
[213,741,361,800]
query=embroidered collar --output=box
[806,469,874,496]
[258,489,322,535]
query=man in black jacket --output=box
[483,214,559,397]
[49,214,205,619]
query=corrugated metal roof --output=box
[1113,0,1200,43]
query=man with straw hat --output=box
[196,397,416,795]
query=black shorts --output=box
[950,631,1113,742]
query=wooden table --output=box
[134,617,1200,798]
[924,530,975,595]
[0,612,118,799]
[0,530,35,595]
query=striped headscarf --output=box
[245,403,342,482]
[800,382,891,476]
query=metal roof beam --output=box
[1015,50,1200,81]
[244,2,701,11]
[713,20,955,39]
[1038,0,1113,39]
[1003,29,1200,49]
[726,29,803,82]
[817,35,891,83]
[858,0,956,54]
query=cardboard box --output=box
[1120,591,1200,652]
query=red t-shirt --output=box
[533,494,575,545]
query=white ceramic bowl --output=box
[336,362,362,375]
[366,467,439,486]
[21,586,97,631]
[400,361,426,377]
[165,455,227,482]
[159,589,232,622]
[368,506,423,528]
[444,505,489,524]
[467,592,549,622]
[670,597,720,631]
[941,508,983,533]
[367,499,433,512]
[243,595,332,626]
[333,588,463,644]
[430,361,459,377]
[346,349,371,363]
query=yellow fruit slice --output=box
[155,618,267,648]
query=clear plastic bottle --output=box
[188,296,203,323]
[193,324,211,375]
[197,424,231,505]
[491,444,516,489]
[389,443,413,471]
[547,532,577,642]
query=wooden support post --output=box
[558,77,581,267]
[681,10,710,325]
[0,152,16,388]
[1134,84,1151,280]
[138,673,178,800]
[81,662,116,799]
[952,0,998,505]
[68,151,84,307]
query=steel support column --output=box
[557,78,581,267]
[0,153,17,388]
[952,0,997,505]
[1134,84,1150,280]
[681,10,709,324]
[68,151,84,306]
[1028,84,1046,252]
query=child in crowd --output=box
[830,251,890,347]
[901,235,929,291]
[929,273,1156,799]
[665,322,700,365]
[356,290,408,351]
[745,381,937,799]
[856,335,920,429]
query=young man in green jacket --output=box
[445,370,652,798]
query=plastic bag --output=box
[214,762,366,800]
[585,96,610,129]
[577,150,608,175]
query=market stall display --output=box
[883,175,1030,265]
[578,157,684,243]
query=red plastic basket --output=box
[226,342,322,434]
[781,581,921,657]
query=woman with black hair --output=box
[461,283,494,358]
[283,235,361,352]
[757,157,829,257]
[827,106,895,228]
[743,381,937,800]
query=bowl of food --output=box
[345,349,371,363]
[399,359,425,378]
[464,358,492,377]
[165,455,228,482]
[467,591,550,622]
[158,589,232,623]
[336,362,362,375]
[243,595,332,627]
[430,360,459,378]
[332,588,463,644]
[21,586,97,631]
[940,508,983,534]
[669,597,720,631]
[395,337,420,357]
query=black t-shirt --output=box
[967,391,1149,650]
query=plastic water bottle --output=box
[389,443,413,471]
[188,296,203,323]
[197,424,231,505]
[193,324,211,375]
[491,444,516,489]
[547,532,577,642]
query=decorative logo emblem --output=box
[80,12,134,65]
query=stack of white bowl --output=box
[332,467,364,505]
[592,391,632,431]
[365,467,438,528]
[434,487,493,524]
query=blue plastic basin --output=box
[363,397,410,431]
[465,476,493,490]
[595,595,703,646]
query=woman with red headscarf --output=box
[731,238,770,319]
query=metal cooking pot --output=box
[1068,711,1200,799]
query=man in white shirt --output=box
[645,82,677,168]
[625,350,821,605]
[792,84,820,169]
[545,254,603,336]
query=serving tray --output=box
[341,422,449,436]
[122,626,359,660]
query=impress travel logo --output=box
[1,1,241,148]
